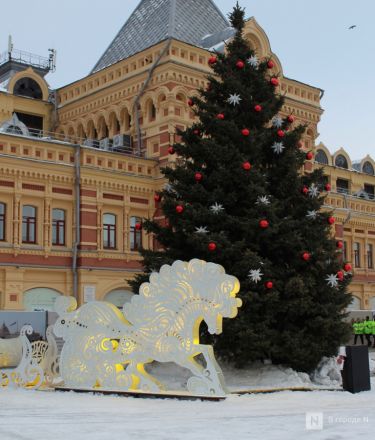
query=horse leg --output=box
[125,360,165,393]
[177,344,227,395]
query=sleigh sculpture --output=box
[54,259,241,396]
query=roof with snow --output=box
[91,0,232,73]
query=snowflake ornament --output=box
[210,203,225,214]
[248,268,263,283]
[256,195,271,205]
[272,116,283,128]
[308,184,320,198]
[271,142,285,155]
[247,55,259,68]
[306,210,318,220]
[195,226,209,234]
[326,274,339,288]
[227,93,242,106]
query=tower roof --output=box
[91,0,230,73]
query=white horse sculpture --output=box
[54,259,242,396]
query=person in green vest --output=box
[372,316,375,348]
[363,316,373,347]
[353,318,364,345]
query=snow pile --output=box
[146,351,375,392]
[224,361,312,391]
[311,357,342,386]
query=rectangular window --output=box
[336,178,349,194]
[0,203,5,241]
[343,241,348,262]
[364,184,375,199]
[367,244,373,269]
[354,242,361,268]
[130,216,142,251]
[52,209,65,246]
[103,213,116,249]
[22,205,36,244]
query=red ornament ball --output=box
[259,219,269,229]
[236,60,245,69]
[175,205,184,214]
[217,113,225,120]
[344,263,352,272]
[277,130,285,138]
[336,240,344,249]
[337,270,344,281]
[325,183,332,191]
[188,99,194,107]
[306,152,314,160]
[270,77,279,87]
[267,60,275,69]
[193,129,200,136]
[327,216,335,225]
[242,161,252,171]
[154,194,161,202]
[302,252,311,262]
[194,172,203,182]
[208,242,217,252]
[254,105,262,113]
[302,186,309,195]
[135,223,142,231]
[168,146,175,155]
[265,281,273,289]
[208,56,217,65]
[287,115,295,123]
[242,128,250,136]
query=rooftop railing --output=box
[0,125,146,158]
[0,49,50,71]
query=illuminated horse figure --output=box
[54,259,242,396]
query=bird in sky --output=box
[348,25,357,29]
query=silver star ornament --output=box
[272,116,283,128]
[247,55,259,68]
[271,142,285,154]
[256,195,271,205]
[308,184,320,198]
[326,274,339,287]
[210,203,225,214]
[248,269,263,283]
[227,93,242,106]
[195,226,209,234]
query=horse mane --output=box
[122,259,237,336]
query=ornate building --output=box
[0,0,373,311]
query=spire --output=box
[92,0,230,73]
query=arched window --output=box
[130,216,142,251]
[0,203,5,241]
[14,77,43,99]
[52,209,65,246]
[104,289,134,309]
[335,154,348,169]
[315,149,329,165]
[363,161,374,175]
[347,296,361,311]
[22,205,37,244]
[23,288,62,312]
[146,99,156,122]
[103,213,116,249]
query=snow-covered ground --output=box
[0,352,374,440]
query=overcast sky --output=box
[0,0,374,159]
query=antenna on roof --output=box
[8,35,13,57]
[48,48,57,73]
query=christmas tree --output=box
[131,4,352,372]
